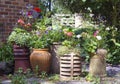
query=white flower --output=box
[96,36,102,40]
[89,14,94,17]
[87,7,92,12]
[76,35,81,38]
[106,27,110,30]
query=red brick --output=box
[0,12,8,15]
[0,4,8,8]
[5,8,12,11]
[12,2,19,5]
[16,6,22,9]
[9,5,15,8]
[5,1,11,4]
[9,19,16,22]
[9,12,16,15]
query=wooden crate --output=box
[60,53,82,81]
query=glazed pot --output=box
[30,48,51,74]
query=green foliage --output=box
[29,34,50,49]
[38,0,51,15]
[39,71,48,79]
[49,28,65,43]
[48,74,59,82]
[34,65,39,76]
[52,0,85,13]
[9,73,27,84]
[85,74,100,83]
[57,46,80,56]
[29,17,52,49]
[76,23,108,54]
[0,42,13,62]
[106,26,120,65]
[7,28,31,47]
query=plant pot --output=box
[89,49,107,77]
[50,42,61,74]
[13,44,31,72]
[60,53,82,81]
[30,48,51,74]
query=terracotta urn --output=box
[30,48,51,74]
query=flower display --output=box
[74,20,109,55]
[17,4,42,29]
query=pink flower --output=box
[27,23,31,26]
[93,30,99,37]
[18,19,25,25]
[66,32,73,37]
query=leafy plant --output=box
[57,45,80,56]
[7,28,31,47]
[39,71,48,79]
[9,70,27,84]
[0,42,13,62]
[48,74,60,82]
[86,74,101,84]
[49,28,65,43]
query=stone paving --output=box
[1,64,120,84]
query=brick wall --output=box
[0,0,37,42]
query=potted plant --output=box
[29,18,52,74]
[55,27,82,80]
[77,23,108,77]
[7,28,31,72]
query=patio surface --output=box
[1,64,120,84]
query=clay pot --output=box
[13,44,30,72]
[30,49,51,74]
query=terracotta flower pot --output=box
[30,49,51,74]
[13,44,31,73]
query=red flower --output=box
[27,11,32,16]
[34,7,41,12]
